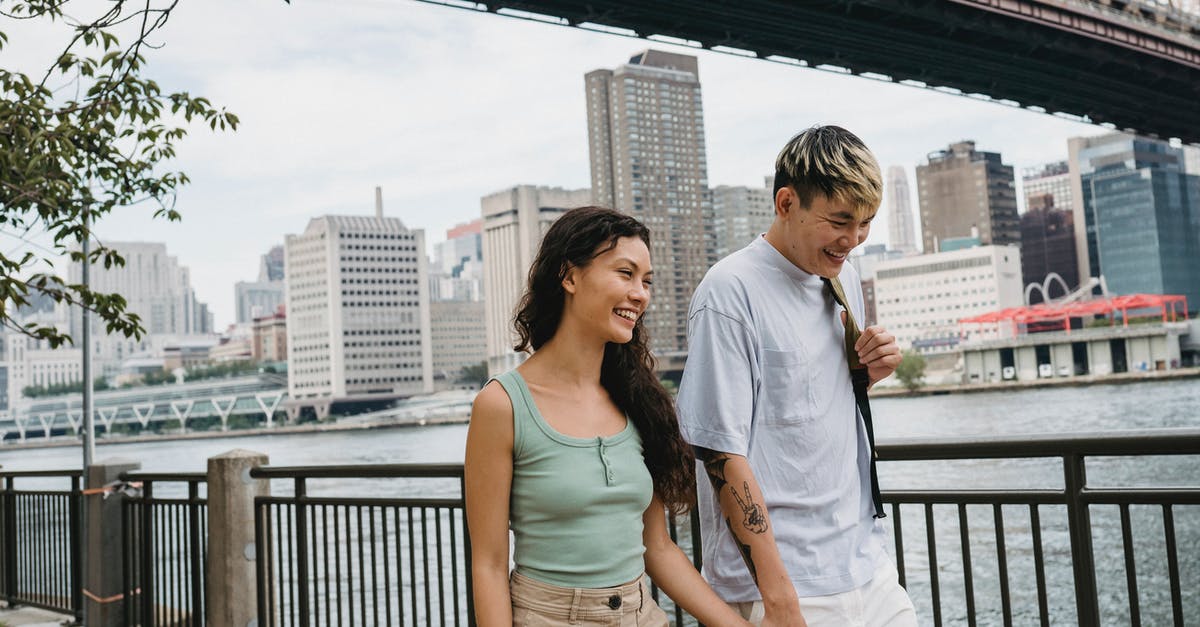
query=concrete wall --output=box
[1016,346,1038,380]
[1089,340,1113,375]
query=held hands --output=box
[843,312,901,386]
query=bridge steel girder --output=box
[465,0,1200,143]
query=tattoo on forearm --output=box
[731,481,768,534]
[695,447,730,491]
[697,447,768,582]
[727,516,759,583]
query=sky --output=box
[3,0,1111,328]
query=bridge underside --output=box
[451,0,1200,143]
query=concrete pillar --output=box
[207,449,269,627]
[84,457,141,627]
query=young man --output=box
[677,126,916,626]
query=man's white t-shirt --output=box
[677,235,887,600]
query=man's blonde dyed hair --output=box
[773,125,882,219]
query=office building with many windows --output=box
[874,245,1024,353]
[284,208,431,419]
[917,141,1019,253]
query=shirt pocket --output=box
[759,347,815,424]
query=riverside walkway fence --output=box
[1,429,1196,626]
[0,469,82,621]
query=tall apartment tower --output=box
[886,166,919,255]
[1068,133,1200,305]
[916,141,1019,253]
[1020,161,1078,302]
[585,49,712,355]
[481,185,592,375]
[284,204,432,419]
[235,245,286,323]
[711,177,773,260]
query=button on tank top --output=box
[494,370,653,588]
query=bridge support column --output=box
[84,458,141,627]
[207,449,270,627]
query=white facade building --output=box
[482,185,592,375]
[874,245,1024,353]
[284,211,432,418]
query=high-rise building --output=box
[1020,161,1078,302]
[69,241,211,337]
[430,300,487,390]
[259,245,285,282]
[585,49,712,355]
[1068,133,1200,306]
[481,185,592,375]
[916,141,1019,253]
[875,245,1024,353]
[283,202,432,419]
[66,241,212,378]
[431,219,484,303]
[236,246,286,323]
[711,178,773,259]
[886,166,919,255]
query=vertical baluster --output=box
[344,505,356,627]
[295,478,310,627]
[421,507,431,627]
[446,506,457,627]
[958,504,976,627]
[892,502,906,588]
[1029,505,1049,627]
[1119,504,1140,625]
[357,507,367,627]
[254,499,269,627]
[190,482,203,627]
[925,503,942,627]
[310,503,321,627]
[994,504,1011,627]
[333,504,343,627]
[371,506,381,626]
[434,507,445,623]
[397,506,408,627]
[382,505,394,627]
[409,507,418,627]
[1162,505,1183,627]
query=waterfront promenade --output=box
[0,379,1196,626]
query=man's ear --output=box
[774,186,794,218]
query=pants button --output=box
[607,594,622,609]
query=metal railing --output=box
[0,470,82,620]
[878,429,1200,627]
[120,472,208,627]
[250,430,1199,627]
[249,464,703,627]
[250,464,472,627]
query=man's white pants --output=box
[728,559,918,627]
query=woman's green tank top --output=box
[494,370,653,588]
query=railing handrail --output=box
[120,471,207,482]
[250,462,465,479]
[876,428,1200,460]
[0,469,83,478]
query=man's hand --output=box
[856,325,901,386]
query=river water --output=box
[4,378,1198,625]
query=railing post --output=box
[207,449,269,627]
[84,458,141,627]
[3,476,15,606]
[70,474,82,623]
[1063,454,1099,626]
[294,477,310,627]
[188,480,203,627]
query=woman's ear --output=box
[561,264,578,295]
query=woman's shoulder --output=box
[472,378,514,421]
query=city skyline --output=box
[2,0,1111,328]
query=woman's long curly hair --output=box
[513,206,696,514]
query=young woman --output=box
[465,207,750,626]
